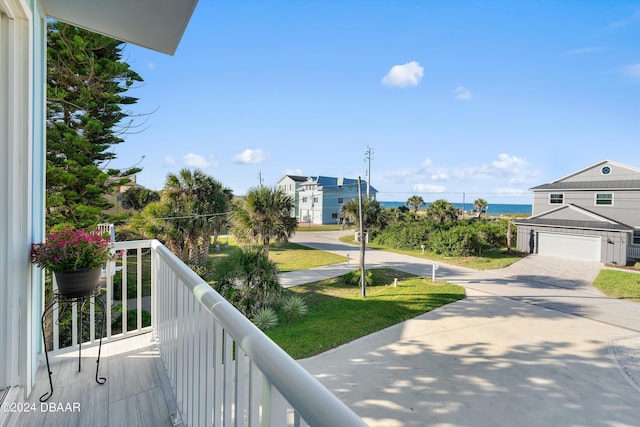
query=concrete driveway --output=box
[287,231,640,427]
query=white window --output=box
[633,230,640,245]
[595,193,613,206]
[302,197,308,203]
[331,213,338,220]
[313,197,318,203]
[338,197,344,203]
[549,193,563,204]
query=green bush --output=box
[374,220,435,250]
[251,306,280,329]
[281,294,308,320]
[428,225,480,256]
[343,269,374,287]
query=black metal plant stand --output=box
[40,286,107,402]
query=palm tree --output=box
[229,186,297,257]
[425,199,458,224]
[473,198,488,218]
[406,195,425,213]
[139,169,232,263]
[120,187,160,211]
[340,198,387,236]
[212,245,282,316]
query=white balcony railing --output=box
[45,240,367,427]
[627,246,640,261]
[46,240,154,354]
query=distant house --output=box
[277,175,377,224]
[104,174,145,215]
[514,160,640,264]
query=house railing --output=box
[151,240,367,426]
[46,239,367,426]
[46,240,154,354]
[627,246,640,261]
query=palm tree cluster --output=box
[229,186,297,257]
[212,246,283,316]
[405,195,425,213]
[133,169,232,264]
[340,198,387,237]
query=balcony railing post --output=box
[150,240,368,427]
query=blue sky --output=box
[112,1,640,204]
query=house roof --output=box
[531,159,640,191]
[42,0,198,55]
[312,176,378,193]
[514,204,633,232]
[531,180,640,191]
[548,159,640,183]
[283,175,309,183]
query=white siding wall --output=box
[0,0,46,397]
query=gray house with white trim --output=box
[515,160,640,264]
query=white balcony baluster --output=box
[42,239,366,426]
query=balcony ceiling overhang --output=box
[42,0,198,55]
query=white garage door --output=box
[537,232,601,262]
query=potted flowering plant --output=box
[31,228,114,297]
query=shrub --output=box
[343,269,374,287]
[188,263,215,282]
[281,294,308,320]
[374,221,435,250]
[251,306,279,329]
[428,225,480,256]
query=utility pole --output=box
[364,146,373,199]
[357,176,366,298]
[258,171,264,187]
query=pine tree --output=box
[46,21,143,231]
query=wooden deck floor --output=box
[14,333,178,427]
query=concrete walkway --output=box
[285,231,640,427]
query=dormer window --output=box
[549,193,564,204]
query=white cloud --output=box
[565,47,603,55]
[284,168,303,176]
[623,63,640,79]
[233,149,270,164]
[413,183,445,193]
[163,156,176,166]
[147,62,157,70]
[382,61,424,88]
[183,153,218,168]
[431,173,449,181]
[495,187,527,196]
[420,158,433,168]
[492,153,525,172]
[454,86,473,100]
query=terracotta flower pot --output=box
[53,267,102,298]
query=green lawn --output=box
[209,241,346,272]
[593,269,640,302]
[264,268,465,359]
[269,243,347,272]
[339,235,524,270]
[296,224,344,232]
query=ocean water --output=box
[380,201,532,216]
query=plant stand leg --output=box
[39,299,57,402]
[95,294,106,385]
[78,297,84,372]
